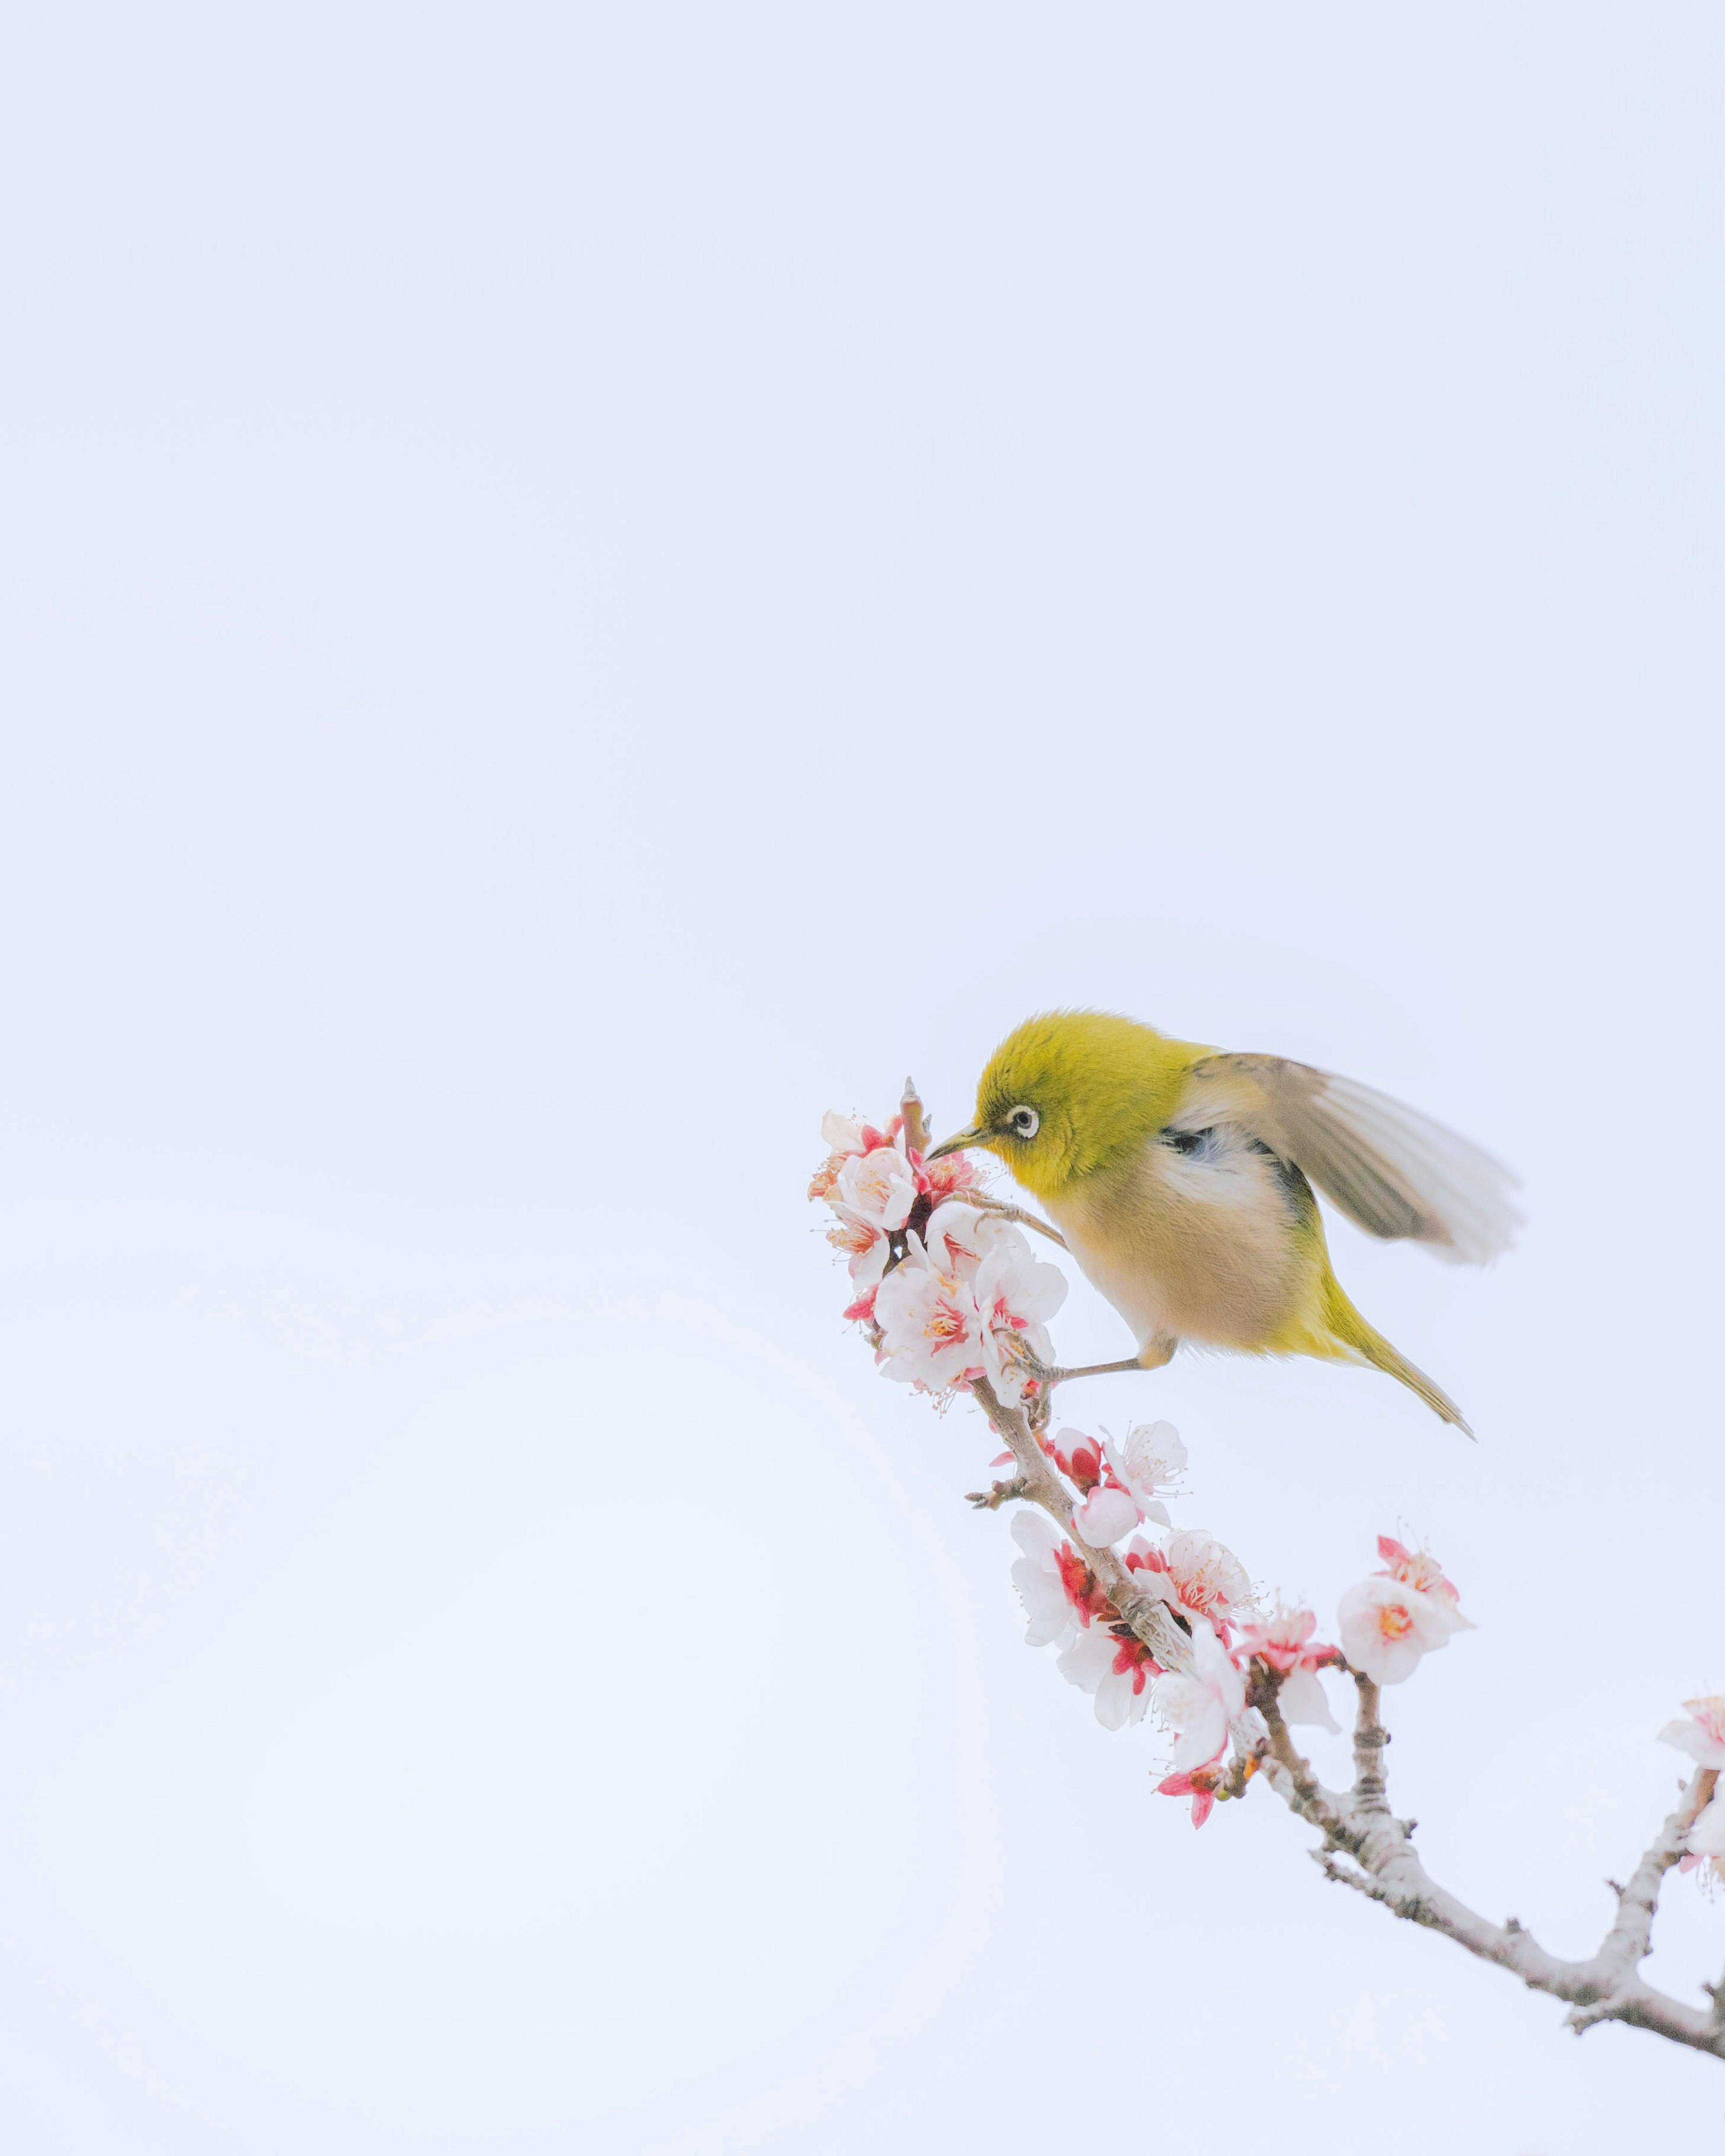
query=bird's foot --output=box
[999,1336,1147,1392]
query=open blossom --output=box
[1056,1420,1184,1546]
[835,1142,919,1233]
[1010,1511,1111,1649]
[1127,1528,1252,1644]
[1375,1536,1474,1635]
[1151,1617,1245,1771]
[809,1111,893,1199]
[872,1237,984,1391]
[923,1198,991,1277]
[973,1226,1067,1408]
[1338,1572,1457,1686]
[1659,1695,1725,1770]
[1101,1420,1187,1529]
[1058,1621,1162,1729]
[1237,1604,1340,1732]
[923,1147,980,1203]
[825,1206,892,1286]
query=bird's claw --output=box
[999,1333,1060,1386]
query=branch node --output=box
[966,1475,1028,1511]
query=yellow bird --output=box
[924,1011,1519,1434]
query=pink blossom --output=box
[1375,1536,1474,1635]
[1156,1766,1222,1829]
[923,1148,980,1203]
[1127,1528,1252,1644]
[1659,1695,1725,1771]
[1101,1419,1187,1529]
[835,1143,919,1233]
[1236,1604,1341,1733]
[1009,1511,1111,1649]
[872,1240,984,1392]
[1151,1617,1245,1771]
[1337,1572,1456,1686]
[1045,1427,1106,1492]
[1057,1621,1162,1729]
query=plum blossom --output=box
[1053,1421,1184,1546]
[922,1198,991,1278]
[1375,1536,1474,1636]
[1659,1695,1725,1771]
[1101,1420,1187,1530]
[1236,1604,1340,1732]
[1156,1765,1223,1829]
[872,1237,984,1391]
[923,1146,981,1203]
[825,1206,892,1287]
[973,1225,1067,1408]
[1009,1511,1111,1649]
[1151,1617,1245,1771]
[1337,1573,1457,1686]
[1057,1621,1163,1729]
[1072,1484,1141,1547]
[808,1111,892,1200]
[1044,1427,1105,1489]
[1127,1528,1252,1644]
[835,1141,919,1233]
[1044,1426,1121,1540]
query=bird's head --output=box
[925,1010,1203,1202]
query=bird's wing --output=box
[1177,1053,1522,1264]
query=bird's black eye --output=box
[1008,1105,1040,1139]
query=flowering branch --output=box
[810,1084,1725,2068]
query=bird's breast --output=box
[1044,1128,1318,1353]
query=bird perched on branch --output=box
[924,1011,1519,1434]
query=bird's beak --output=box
[924,1126,986,1163]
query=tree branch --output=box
[965,1374,1193,1673]
[1263,1686,1724,2060]
[846,1079,1724,2070]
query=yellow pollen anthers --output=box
[1378,1603,1415,1641]
[924,1294,970,1346]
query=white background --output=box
[1,5,1721,2149]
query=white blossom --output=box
[872,1238,984,1392]
[1009,1511,1083,1648]
[1659,1695,1725,1771]
[1337,1572,1456,1686]
[825,1205,892,1286]
[1128,1528,1252,1639]
[835,1143,918,1233]
[1101,1420,1187,1529]
[973,1224,1067,1408]
[1057,1622,1157,1730]
[1151,1618,1245,1771]
[1071,1484,1141,1547]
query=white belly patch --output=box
[1047,1128,1309,1353]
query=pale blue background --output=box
[1,4,1721,2149]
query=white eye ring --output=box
[1007,1105,1039,1139]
